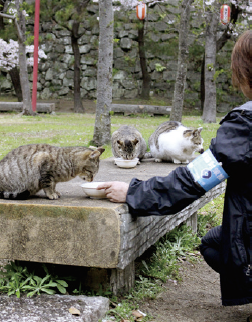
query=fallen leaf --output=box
[132,309,146,320]
[69,306,81,315]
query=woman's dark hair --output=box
[231,30,252,89]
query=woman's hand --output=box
[97,181,129,203]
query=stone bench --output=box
[0,158,226,294]
[111,103,171,116]
[0,102,55,113]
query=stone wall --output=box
[0,2,247,111]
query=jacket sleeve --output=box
[126,166,205,216]
[209,111,251,177]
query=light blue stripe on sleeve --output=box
[187,149,229,192]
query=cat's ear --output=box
[97,147,105,155]
[90,147,105,158]
[117,140,123,146]
[192,128,202,137]
[183,130,193,138]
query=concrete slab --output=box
[0,102,55,113]
[0,157,226,270]
[111,103,171,115]
[0,157,179,207]
[0,156,226,294]
[0,158,180,268]
[0,294,109,322]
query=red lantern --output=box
[136,3,147,20]
[220,4,231,25]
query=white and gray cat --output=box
[111,125,147,162]
[0,144,105,200]
[145,121,204,164]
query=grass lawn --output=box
[0,111,222,158]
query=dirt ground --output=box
[138,259,252,322]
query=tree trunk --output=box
[15,0,34,115]
[92,0,113,146]
[9,67,23,101]
[138,20,150,100]
[71,21,84,113]
[200,54,205,110]
[170,0,193,122]
[0,0,23,101]
[0,0,4,31]
[200,4,241,111]
[202,3,219,123]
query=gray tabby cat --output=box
[111,125,147,161]
[0,144,105,200]
[145,121,204,164]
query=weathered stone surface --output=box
[83,67,97,77]
[40,88,53,99]
[0,294,109,322]
[117,180,226,269]
[58,87,69,96]
[113,70,127,81]
[0,203,122,268]
[0,158,226,295]
[79,44,92,54]
[45,68,54,81]
[0,102,55,113]
[0,79,12,91]
[63,77,74,88]
[120,38,132,50]
[0,158,225,271]
[111,104,171,115]
[81,78,96,91]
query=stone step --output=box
[0,294,109,322]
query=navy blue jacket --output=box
[126,101,252,306]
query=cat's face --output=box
[184,127,204,154]
[117,139,139,160]
[78,147,105,182]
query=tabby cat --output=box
[0,144,105,200]
[111,125,147,161]
[145,121,204,164]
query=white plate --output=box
[81,182,107,199]
[114,158,139,168]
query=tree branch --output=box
[0,12,14,19]
[0,12,23,42]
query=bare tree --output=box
[49,0,92,113]
[92,0,113,146]
[138,19,151,99]
[0,2,34,115]
[202,1,220,123]
[200,4,242,110]
[15,0,34,115]
[0,0,23,102]
[170,0,193,122]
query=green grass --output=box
[0,111,223,158]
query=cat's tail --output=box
[143,152,152,159]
